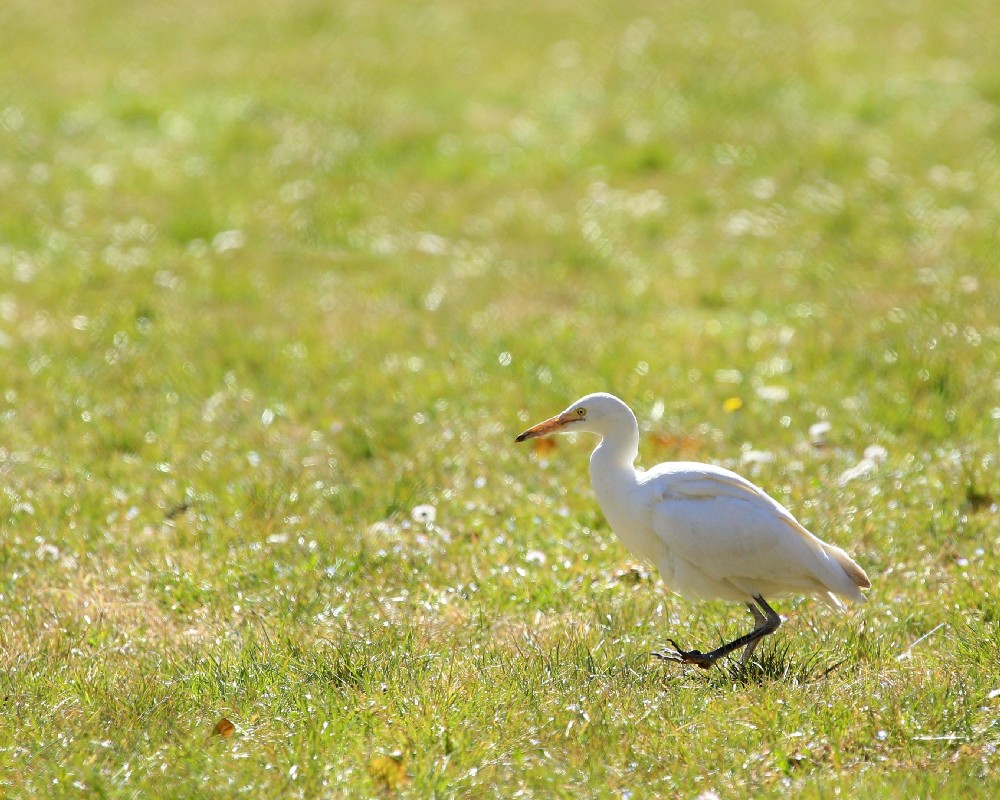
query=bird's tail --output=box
[822,542,871,607]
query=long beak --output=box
[515,412,572,442]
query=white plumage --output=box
[516,392,870,668]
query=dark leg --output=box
[652,595,781,669]
[738,601,768,666]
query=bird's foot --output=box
[651,639,717,669]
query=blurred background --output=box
[1,0,999,793]
[2,0,997,516]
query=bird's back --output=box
[630,461,869,607]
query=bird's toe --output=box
[650,649,683,663]
[652,640,717,669]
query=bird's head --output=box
[515,392,634,442]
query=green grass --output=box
[1,0,999,795]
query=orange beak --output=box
[515,411,575,442]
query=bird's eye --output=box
[577,408,586,416]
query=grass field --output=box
[2,0,999,796]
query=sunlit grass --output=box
[1,0,999,795]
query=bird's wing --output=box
[646,465,839,601]
[647,463,825,551]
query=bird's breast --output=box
[592,484,665,566]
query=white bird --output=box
[515,392,871,668]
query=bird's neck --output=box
[589,423,640,493]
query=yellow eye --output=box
[577,408,586,416]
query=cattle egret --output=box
[515,392,871,668]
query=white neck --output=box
[587,412,660,563]
[588,414,640,500]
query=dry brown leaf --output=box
[212,717,236,738]
[368,751,409,792]
[531,437,558,455]
[611,564,653,585]
[165,501,191,520]
[650,432,702,455]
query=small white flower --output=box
[741,449,775,465]
[755,385,789,403]
[411,504,437,524]
[864,444,889,463]
[809,421,832,445]
[212,229,245,254]
[839,458,877,485]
